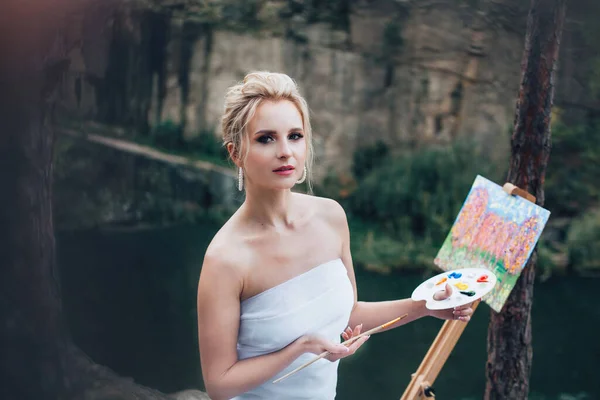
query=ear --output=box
[226,142,242,168]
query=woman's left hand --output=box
[428,283,474,322]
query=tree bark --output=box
[0,3,71,397]
[485,1,566,399]
[0,2,208,399]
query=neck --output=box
[241,184,296,230]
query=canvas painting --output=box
[434,175,551,313]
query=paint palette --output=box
[411,268,497,310]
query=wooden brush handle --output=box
[273,314,408,383]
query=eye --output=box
[257,135,274,144]
[289,132,304,140]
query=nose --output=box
[277,138,292,159]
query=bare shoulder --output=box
[296,193,348,230]
[199,219,247,292]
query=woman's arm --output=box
[196,250,358,400]
[326,199,472,334]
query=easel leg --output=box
[400,300,481,400]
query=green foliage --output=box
[220,1,261,22]
[169,0,286,33]
[53,133,235,230]
[513,109,600,277]
[589,57,600,99]
[304,0,351,30]
[535,233,568,279]
[53,137,137,229]
[349,219,440,273]
[352,140,389,180]
[545,114,600,218]
[374,9,407,66]
[186,130,230,165]
[278,0,352,29]
[149,120,183,150]
[147,121,230,167]
[338,140,502,271]
[218,0,266,32]
[348,141,500,241]
[546,23,600,218]
[566,208,600,274]
[382,19,404,53]
[541,41,600,275]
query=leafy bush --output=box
[186,130,230,166]
[340,140,502,271]
[149,120,183,150]
[348,141,500,241]
[544,115,600,218]
[147,122,229,166]
[348,218,441,273]
[352,140,389,180]
[566,208,600,274]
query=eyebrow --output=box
[254,128,304,135]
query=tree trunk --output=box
[485,1,566,399]
[0,3,71,397]
[0,2,208,399]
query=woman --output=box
[196,71,473,400]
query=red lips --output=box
[273,165,295,172]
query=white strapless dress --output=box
[231,258,354,400]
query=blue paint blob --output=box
[448,272,463,279]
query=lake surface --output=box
[57,224,598,400]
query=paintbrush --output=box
[273,313,409,384]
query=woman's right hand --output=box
[298,324,370,362]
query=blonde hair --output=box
[221,71,314,192]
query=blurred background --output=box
[51,0,599,399]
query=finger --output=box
[454,308,473,317]
[461,308,473,316]
[347,335,370,353]
[345,326,352,335]
[317,336,350,354]
[342,332,349,341]
[329,343,350,354]
[454,303,472,311]
[353,324,363,336]
[453,305,473,313]
[451,309,472,322]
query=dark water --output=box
[57,224,599,400]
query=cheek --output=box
[245,147,271,169]
[293,142,307,161]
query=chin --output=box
[275,183,297,191]
[264,179,297,191]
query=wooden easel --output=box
[400,183,536,400]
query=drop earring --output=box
[238,167,244,191]
[297,166,307,184]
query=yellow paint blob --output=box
[454,282,469,290]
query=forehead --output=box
[249,100,303,132]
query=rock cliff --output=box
[59,0,597,179]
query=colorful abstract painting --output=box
[434,175,551,313]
